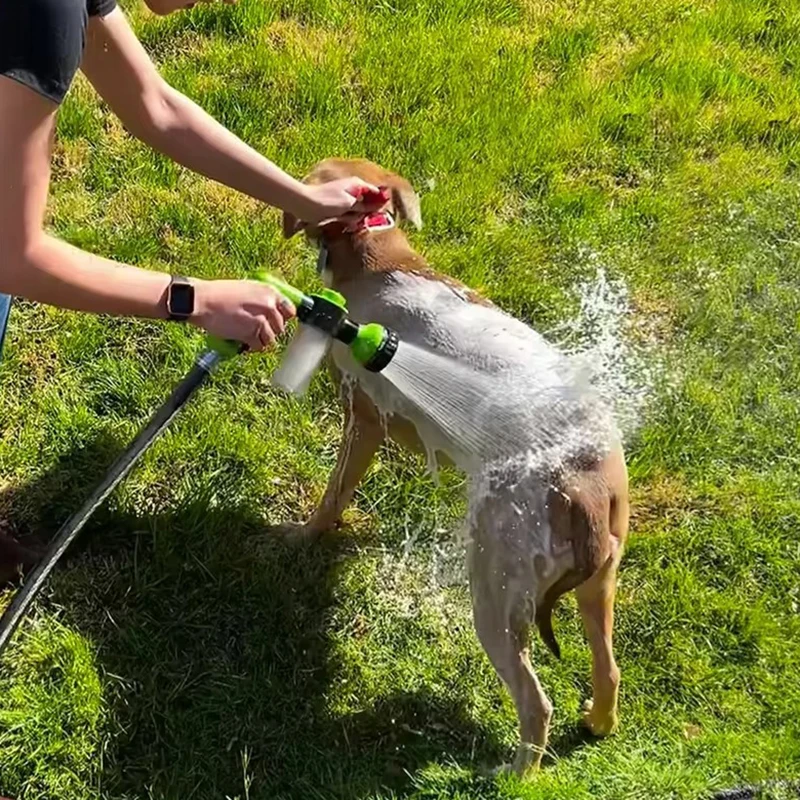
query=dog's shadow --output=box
[545,722,601,766]
[0,435,598,798]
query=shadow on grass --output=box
[0,435,510,799]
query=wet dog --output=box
[281,158,630,776]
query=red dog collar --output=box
[361,209,395,231]
[320,186,394,241]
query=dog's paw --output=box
[487,744,543,781]
[581,698,618,737]
[509,743,544,779]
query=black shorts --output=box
[0,0,118,105]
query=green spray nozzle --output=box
[351,323,398,372]
[205,272,398,373]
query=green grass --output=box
[2,0,800,797]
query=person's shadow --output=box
[0,435,593,799]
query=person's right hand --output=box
[190,279,296,351]
[295,178,384,226]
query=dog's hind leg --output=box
[301,386,385,537]
[469,545,552,777]
[575,555,620,736]
[576,480,628,736]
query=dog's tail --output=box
[534,569,586,660]
[534,488,618,660]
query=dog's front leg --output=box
[300,385,386,538]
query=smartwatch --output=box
[166,275,195,321]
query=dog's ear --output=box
[282,210,304,239]
[389,177,423,230]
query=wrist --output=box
[187,278,210,326]
[282,181,316,221]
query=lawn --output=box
[2,0,800,797]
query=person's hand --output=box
[296,177,385,225]
[190,279,295,351]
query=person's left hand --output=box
[297,177,385,225]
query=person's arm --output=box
[81,8,375,224]
[0,75,292,351]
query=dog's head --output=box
[281,158,423,241]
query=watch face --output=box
[170,282,194,317]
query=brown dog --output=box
[282,159,630,776]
